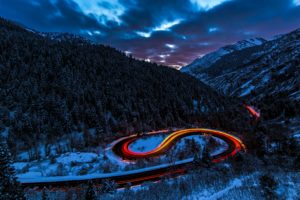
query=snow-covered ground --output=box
[18,158,192,183]
[128,134,167,153]
[14,131,228,182]
[184,171,300,200]
[185,178,244,200]
[14,152,107,181]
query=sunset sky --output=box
[1,0,300,68]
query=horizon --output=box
[6,17,300,70]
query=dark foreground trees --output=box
[0,137,25,200]
[259,174,278,200]
[85,181,96,200]
[99,179,118,195]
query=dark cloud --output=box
[1,0,300,67]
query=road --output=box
[21,128,245,190]
[113,128,245,162]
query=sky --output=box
[1,0,300,68]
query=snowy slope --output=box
[181,28,300,101]
[181,38,266,73]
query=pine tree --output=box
[201,145,211,168]
[294,154,300,170]
[193,152,201,167]
[41,187,49,200]
[193,144,202,167]
[99,179,117,195]
[0,137,25,200]
[259,174,278,200]
[85,181,96,200]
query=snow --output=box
[182,37,266,73]
[176,135,205,149]
[181,47,230,72]
[13,162,29,171]
[18,158,194,183]
[294,134,300,137]
[210,137,229,156]
[129,135,167,153]
[15,131,229,184]
[17,151,30,161]
[56,152,98,165]
[0,127,9,137]
[185,178,243,200]
[193,99,199,112]
[184,173,262,200]
[14,151,104,180]
[182,170,300,200]
[239,85,255,97]
[25,28,36,33]
[127,133,227,156]
[290,90,300,100]
[19,172,43,179]
[245,38,266,46]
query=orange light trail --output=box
[21,128,246,190]
[119,128,245,163]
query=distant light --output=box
[145,58,151,62]
[125,51,132,55]
[190,0,230,11]
[136,31,151,38]
[165,44,176,49]
[159,54,170,58]
[153,19,182,31]
[169,64,182,70]
[294,0,300,6]
[209,27,219,33]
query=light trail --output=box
[21,128,245,190]
[114,128,245,163]
[245,105,260,119]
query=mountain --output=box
[39,32,91,44]
[182,28,300,120]
[181,37,266,73]
[0,17,248,157]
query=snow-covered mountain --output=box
[39,32,91,44]
[181,29,300,101]
[22,26,91,44]
[181,37,266,73]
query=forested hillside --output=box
[182,28,300,121]
[0,18,248,158]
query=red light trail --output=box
[21,128,245,190]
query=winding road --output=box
[21,128,245,189]
[113,128,245,162]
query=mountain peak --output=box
[181,27,300,101]
[181,37,266,73]
[225,37,267,50]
